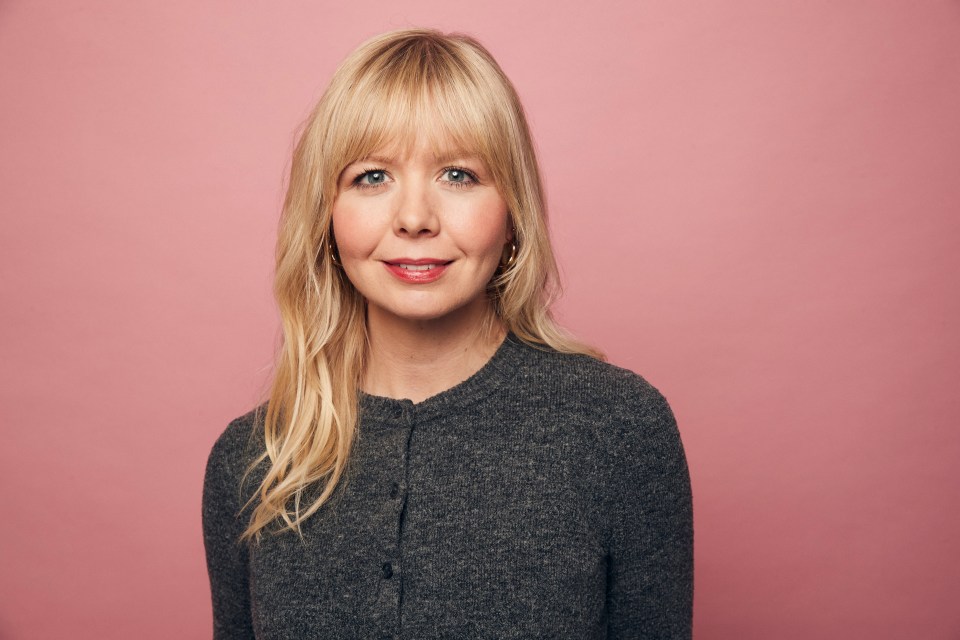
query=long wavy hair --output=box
[242,28,602,541]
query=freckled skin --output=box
[332,140,511,329]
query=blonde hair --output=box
[243,28,602,541]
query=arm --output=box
[202,421,256,639]
[606,387,694,639]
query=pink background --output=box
[1,1,958,638]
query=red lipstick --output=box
[383,258,451,284]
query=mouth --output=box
[384,258,453,268]
[391,262,448,271]
[382,258,452,283]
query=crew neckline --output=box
[358,332,527,425]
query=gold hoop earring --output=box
[500,240,518,268]
[328,239,341,267]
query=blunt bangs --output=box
[322,34,515,195]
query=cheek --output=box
[331,202,381,259]
[451,195,509,260]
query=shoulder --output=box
[203,405,267,501]
[510,339,685,481]
[511,338,676,432]
[512,340,690,520]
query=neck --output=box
[362,299,506,403]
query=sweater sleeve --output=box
[202,420,256,640]
[605,384,694,639]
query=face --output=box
[331,137,511,329]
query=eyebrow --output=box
[434,150,480,165]
[358,154,395,166]
[353,150,481,166]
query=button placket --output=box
[374,401,412,633]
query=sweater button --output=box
[389,482,399,499]
[381,562,393,579]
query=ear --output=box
[505,215,515,241]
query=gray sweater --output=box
[202,334,693,639]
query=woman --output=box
[203,28,693,639]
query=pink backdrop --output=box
[1,1,958,638]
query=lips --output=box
[394,263,442,271]
[383,258,451,283]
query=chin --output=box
[385,305,458,323]
[368,293,485,325]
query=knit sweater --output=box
[202,333,693,639]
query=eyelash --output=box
[351,168,387,191]
[440,167,478,188]
[350,167,478,190]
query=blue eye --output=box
[442,168,476,186]
[356,170,388,187]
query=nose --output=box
[392,181,439,238]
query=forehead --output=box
[355,143,482,167]
[347,116,485,165]
[336,74,497,163]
